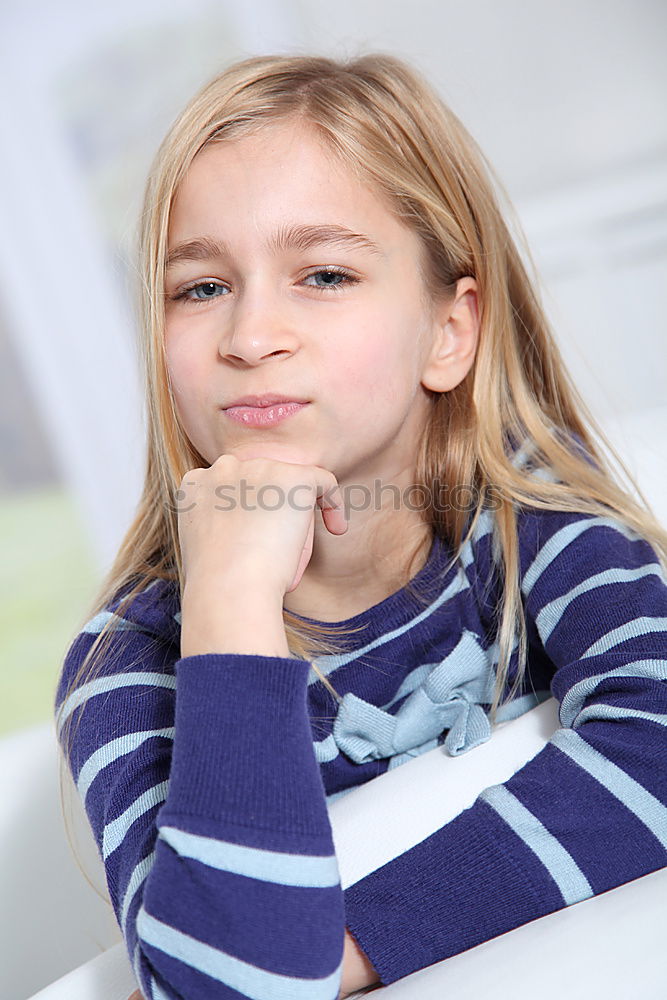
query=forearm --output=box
[100,651,345,998]
[61,618,345,999]
[149,654,344,992]
[179,580,379,995]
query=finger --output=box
[316,479,348,535]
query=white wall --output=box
[0,0,665,572]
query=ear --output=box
[421,277,479,393]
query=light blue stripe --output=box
[81,610,149,635]
[77,728,174,801]
[80,582,161,636]
[581,616,667,658]
[551,728,667,850]
[459,508,494,570]
[57,672,176,733]
[159,826,340,888]
[133,943,141,985]
[559,659,667,727]
[103,781,170,860]
[535,564,665,641]
[121,851,156,932]
[151,976,171,1000]
[308,565,471,685]
[456,441,558,575]
[521,516,641,597]
[480,784,592,905]
[574,704,667,729]
[137,908,342,1000]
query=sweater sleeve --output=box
[342,508,667,985]
[55,585,344,1000]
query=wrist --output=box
[185,560,286,599]
[180,581,290,658]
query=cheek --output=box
[335,322,418,404]
[165,339,202,405]
[336,347,386,404]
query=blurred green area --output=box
[0,487,99,736]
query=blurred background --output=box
[1,0,666,736]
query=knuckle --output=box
[178,469,201,490]
[212,453,239,473]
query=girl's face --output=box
[164,119,453,486]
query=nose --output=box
[219,288,300,366]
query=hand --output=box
[339,927,380,996]
[176,447,348,598]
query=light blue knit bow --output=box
[332,630,498,763]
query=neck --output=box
[282,491,434,624]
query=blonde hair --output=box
[58,51,667,733]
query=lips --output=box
[223,400,309,428]
[223,393,309,409]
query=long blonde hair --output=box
[59,51,667,726]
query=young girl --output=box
[56,52,667,999]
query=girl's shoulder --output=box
[104,575,181,643]
[77,575,182,649]
[55,576,181,728]
[482,430,657,578]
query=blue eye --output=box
[303,268,358,292]
[175,281,228,303]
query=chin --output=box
[223,441,316,465]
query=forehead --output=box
[168,120,415,248]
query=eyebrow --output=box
[165,223,385,270]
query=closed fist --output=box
[175,448,348,598]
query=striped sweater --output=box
[55,482,667,998]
